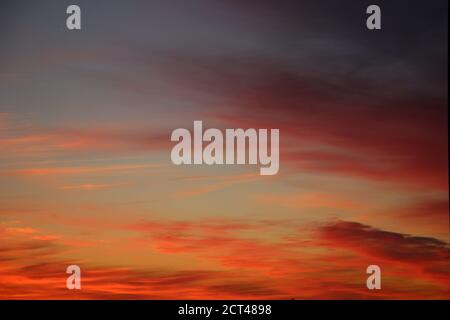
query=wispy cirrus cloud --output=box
[0,117,169,158]
[61,183,125,190]
[8,163,162,176]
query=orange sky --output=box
[0,0,448,299]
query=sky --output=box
[0,0,448,299]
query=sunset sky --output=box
[0,0,448,299]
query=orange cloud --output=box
[256,192,362,211]
[9,163,161,176]
[175,173,261,197]
[61,183,124,190]
[0,120,169,158]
